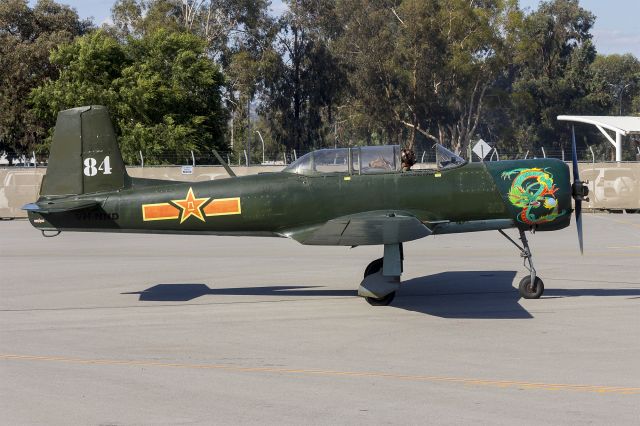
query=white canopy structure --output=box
[557,115,640,162]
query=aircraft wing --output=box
[283,211,432,246]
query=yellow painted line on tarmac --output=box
[1,353,638,395]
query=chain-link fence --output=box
[132,146,640,166]
[2,145,640,167]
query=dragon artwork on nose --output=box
[501,168,567,225]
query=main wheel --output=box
[364,258,383,278]
[363,258,395,306]
[365,291,396,306]
[518,276,544,299]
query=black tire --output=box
[364,258,384,278]
[365,291,396,306]
[518,276,544,299]
[363,258,394,306]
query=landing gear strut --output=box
[499,229,545,299]
[359,243,403,306]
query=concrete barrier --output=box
[0,168,44,218]
[572,164,640,211]
[1,163,639,218]
[125,165,283,181]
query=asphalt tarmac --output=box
[1,215,639,425]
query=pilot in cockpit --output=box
[401,149,416,171]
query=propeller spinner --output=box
[571,126,590,254]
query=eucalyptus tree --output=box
[259,0,347,152]
[508,0,597,152]
[328,0,515,153]
[590,53,640,116]
[109,0,277,160]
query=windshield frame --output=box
[435,144,467,171]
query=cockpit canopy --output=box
[282,144,465,175]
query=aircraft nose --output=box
[485,159,572,231]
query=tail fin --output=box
[40,105,128,196]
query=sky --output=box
[29,0,640,57]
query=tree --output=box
[110,0,274,59]
[328,0,513,154]
[0,0,92,156]
[30,29,227,164]
[258,0,346,153]
[590,54,640,116]
[223,7,278,163]
[110,0,277,163]
[507,0,597,153]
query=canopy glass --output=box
[283,144,465,175]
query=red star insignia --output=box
[172,187,209,223]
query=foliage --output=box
[108,1,278,162]
[0,0,92,156]
[2,0,640,163]
[30,29,227,164]
[507,0,597,152]
[326,0,517,154]
[590,54,640,115]
[259,0,346,153]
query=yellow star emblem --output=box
[172,187,209,223]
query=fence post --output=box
[283,152,287,165]
[541,147,546,158]
[139,151,144,168]
[191,151,196,166]
[293,150,297,161]
[589,146,595,165]
[255,130,265,165]
[524,150,529,159]
[421,151,426,163]
[243,149,248,166]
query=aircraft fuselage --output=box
[28,159,572,241]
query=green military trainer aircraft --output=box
[24,106,589,305]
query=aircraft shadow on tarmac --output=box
[396,271,529,318]
[123,270,523,319]
[123,271,640,319]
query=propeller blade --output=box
[572,125,584,254]
[571,125,580,183]
[575,199,583,254]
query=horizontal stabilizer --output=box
[22,199,100,214]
